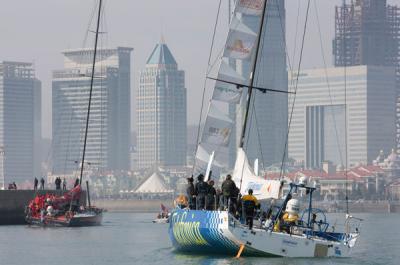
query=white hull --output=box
[228,221,356,257]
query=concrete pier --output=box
[0,190,86,225]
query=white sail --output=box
[233,148,281,200]
[193,0,266,175]
[204,151,215,182]
[224,17,257,60]
[254,158,259,176]
[218,60,246,85]
[212,81,243,103]
[201,102,233,147]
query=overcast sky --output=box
[1,0,399,138]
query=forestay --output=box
[194,0,267,180]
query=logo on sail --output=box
[225,32,255,59]
[213,81,242,103]
[237,0,264,16]
[207,126,231,146]
[228,39,250,54]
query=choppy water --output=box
[0,212,398,265]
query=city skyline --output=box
[4,0,400,139]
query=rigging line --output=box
[47,2,98,174]
[82,0,98,50]
[79,0,103,185]
[192,0,223,174]
[291,0,301,72]
[63,110,75,176]
[313,0,345,167]
[252,99,265,173]
[275,0,294,78]
[278,0,311,181]
[239,91,256,187]
[343,0,349,215]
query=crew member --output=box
[241,189,259,230]
[195,174,209,210]
[282,198,300,233]
[174,194,188,209]
[221,175,237,211]
[206,180,216,210]
[186,176,195,209]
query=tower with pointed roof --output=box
[137,40,187,169]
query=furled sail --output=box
[193,0,267,177]
[233,148,281,200]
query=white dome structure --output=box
[134,172,173,194]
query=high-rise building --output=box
[230,0,288,168]
[288,66,396,168]
[333,0,400,149]
[52,47,133,174]
[0,61,41,185]
[137,40,186,169]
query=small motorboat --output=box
[153,204,170,224]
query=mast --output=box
[239,0,269,148]
[79,0,102,185]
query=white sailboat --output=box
[169,0,361,257]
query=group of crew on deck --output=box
[176,173,303,232]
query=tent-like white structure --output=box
[134,172,173,194]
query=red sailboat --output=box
[25,0,104,227]
[25,185,103,227]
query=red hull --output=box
[26,210,103,227]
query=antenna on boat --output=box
[79,0,102,185]
[238,0,269,189]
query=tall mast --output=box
[239,0,269,148]
[79,0,102,185]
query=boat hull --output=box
[169,209,357,257]
[26,212,103,227]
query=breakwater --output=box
[0,190,86,225]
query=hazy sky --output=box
[1,0,399,138]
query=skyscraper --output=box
[333,0,400,149]
[288,66,396,168]
[137,40,187,169]
[230,0,288,168]
[0,61,41,184]
[52,47,133,174]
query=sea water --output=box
[0,212,398,265]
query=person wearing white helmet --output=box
[282,198,300,233]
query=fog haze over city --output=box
[1,0,400,138]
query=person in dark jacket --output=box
[221,174,237,210]
[40,177,45,190]
[74,178,80,188]
[206,180,217,210]
[34,177,38,190]
[195,174,209,210]
[186,176,196,209]
[55,177,61,190]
